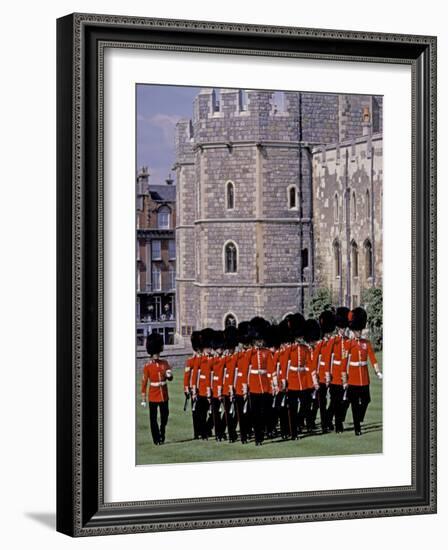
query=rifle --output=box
[183,392,190,412]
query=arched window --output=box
[287,185,298,210]
[224,241,238,273]
[334,193,339,223]
[364,239,373,278]
[333,239,341,278]
[224,313,237,328]
[351,240,359,278]
[157,206,170,229]
[351,191,357,221]
[366,189,371,220]
[226,181,235,210]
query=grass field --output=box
[136,352,382,465]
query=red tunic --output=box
[183,356,195,392]
[279,343,313,391]
[141,359,172,403]
[346,338,378,386]
[234,348,252,396]
[247,347,274,394]
[330,335,350,385]
[196,354,213,397]
[222,352,237,396]
[316,336,335,384]
[211,355,226,397]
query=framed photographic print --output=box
[56,13,437,536]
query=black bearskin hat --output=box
[224,325,238,350]
[237,321,251,346]
[249,316,271,342]
[319,309,336,335]
[146,332,164,356]
[348,307,367,331]
[288,313,305,339]
[191,330,202,352]
[335,307,350,329]
[304,319,321,344]
[200,328,215,349]
[211,330,226,351]
[265,323,281,349]
[278,318,293,345]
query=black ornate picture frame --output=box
[56,13,437,536]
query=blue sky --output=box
[136,84,200,185]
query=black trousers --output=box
[297,389,313,432]
[224,395,238,441]
[149,401,169,444]
[274,392,290,438]
[235,394,252,443]
[191,397,201,439]
[211,397,226,440]
[348,385,371,432]
[196,396,213,439]
[316,383,329,431]
[327,384,350,430]
[250,392,271,444]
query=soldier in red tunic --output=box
[279,313,312,440]
[234,321,253,444]
[210,330,227,441]
[191,328,215,440]
[275,318,294,439]
[184,331,202,439]
[326,307,351,433]
[265,323,282,438]
[140,332,173,445]
[316,310,336,433]
[222,326,239,442]
[304,318,323,431]
[245,317,275,446]
[347,307,383,436]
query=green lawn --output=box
[136,352,382,465]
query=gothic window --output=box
[224,314,237,328]
[351,191,357,221]
[333,239,341,278]
[287,185,298,210]
[238,90,248,111]
[272,91,285,113]
[226,181,235,210]
[157,206,170,229]
[351,240,359,277]
[366,189,371,220]
[224,241,238,273]
[212,89,221,112]
[364,239,373,278]
[334,193,339,223]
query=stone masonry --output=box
[174,89,382,338]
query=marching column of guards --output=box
[143,307,383,445]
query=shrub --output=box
[362,287,383,350]
[306,287,333,319]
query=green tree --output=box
[362,287,383,350]
[306,287,333,319]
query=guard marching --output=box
[141,332,173,445]
[346,307,383,435]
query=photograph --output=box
[135,85,384,465]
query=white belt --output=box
[290,366,309,372]
[250,369,267,375]
[333,360,341,365]
[199,374,207,379]
[350,361,368,367]
[150,381,167,387]
[213,375,219,381]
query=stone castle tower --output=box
[174,89,382,336]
